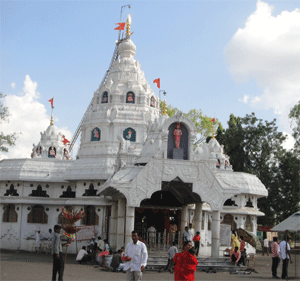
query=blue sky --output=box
[1,0,299,159]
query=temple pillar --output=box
[116,198,126,249]
[211,210,221,258]
[110,201,118,250]
[125,206,135,247]
[181,206,188,234]
[193,203,202,233]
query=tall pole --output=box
[118,5,131,41]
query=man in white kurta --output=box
[123,231,148,281]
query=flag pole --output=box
[118,5,131,41]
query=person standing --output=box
[239,236,246,266]
[35,230,42,253]
[188,224,195,247]
[180,248,198,281]
[280,233,293,280]
[192,231,201,256]
[147,225,156,248]
[163,242,178,273]
[173,241,192,281]
[123,230,148,281]
[183,226,190,243]
[271,237,280,278]
[52,225,69,281]
[263,237,269,256]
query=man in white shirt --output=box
[76,246,88,264]
[123,230,148,281]
[263,238,269,256]
[280,233,293,279]
[188,223,195,247]
[97,236,105,250]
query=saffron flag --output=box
[210,118,215,122]
[62,135,70,145]
[114,22,125,30]
[48,98,54,108]
[153,78,160,89]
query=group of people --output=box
[75,236,111,266]
[230,230,293,280]
[183,224,201,256]
[270,234,293,279]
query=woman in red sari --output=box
[180,248,198,281]
[173,241,192,281]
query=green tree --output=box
[289,101,300,150]
[217,112,300,226]
[184,109,218,146]
[0,93,17,154]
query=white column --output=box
[116,198,126,249]
[211,210,221,258]
[193,203,202,233]
[125,206,135,247]
[110,201,118,250]
[181,206,188,234]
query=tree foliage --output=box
[216,112,300,226]
[0,93,17,154]
[161,102,217,147]
[289,101,300,150]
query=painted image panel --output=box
[126,92,135,104]
[91,127,101,141]
[36,146,42,156]
[48,146,56,158]
[123,127,136,142]
[150,96,155,107]
[101,92,108,103]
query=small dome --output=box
[118,38,136,58]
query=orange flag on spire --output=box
[48,98,54,108]
[62,135,70,145]
[114,22,126,30]
[210,118,215,122]
[153,78,160,89]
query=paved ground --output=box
[1,249,299,281]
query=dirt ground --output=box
[0,249,299,281]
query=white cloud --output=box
[0,75,72,160]
[239,94,249,104]
[225,0,300,132]
[11,82,16,89]
[282,132,295,151]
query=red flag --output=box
[62,135,70,145]
[48,98,54,108]
[153,78,160,89]
[114,22,125,30]
[210,118,215,122]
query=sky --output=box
[1,0,299,160]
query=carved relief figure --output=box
[174,123,182,149]
[94,129,99,139]
[126,129,132,140]
[91,127,101,141]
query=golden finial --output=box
[163,100,167,115]
[50,113,54,125]
[212,127,215,139]
[126,14,131,36]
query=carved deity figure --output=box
[36,146,42,156]
[174,123,182,149]
[63,148,70,160]
[49,146,56,158]
[127,93,134,103]
[126,129,132,140]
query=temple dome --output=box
[118,37,136,58]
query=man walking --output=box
[52,225,69,281]
[123,230,148,281]
[280,232,293,280]
[263,237,269,256]
[271,237,280,279]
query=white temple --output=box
[0,15,267,256]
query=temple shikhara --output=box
[0,13,268,256]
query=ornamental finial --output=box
[126,14,131,36]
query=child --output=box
[164,242,178,273]
[193,231,201,256]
